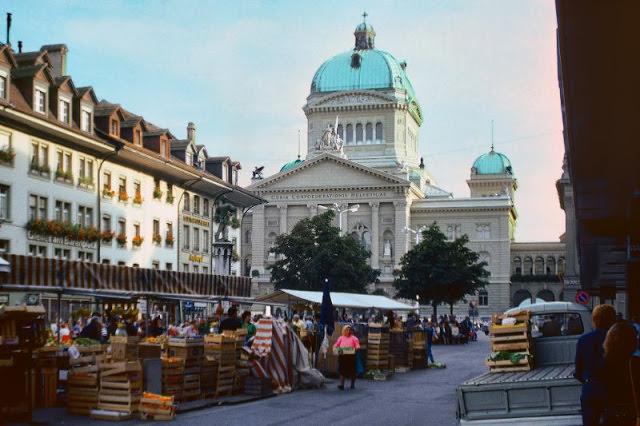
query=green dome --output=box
[472,149,513,175]
[311,49,417,101]
[355,22,375,32]
[280,158,304,172]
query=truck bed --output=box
[457,364,581,424]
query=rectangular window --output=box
[118,218,126,235]
[59,99,70,124]
[183,225,190,249]
[110,119,118,136]
[103,171,111,191]
[160,139,166,156]
[28,244,47,257]
[475,224,490,240]
[203,266,208,275]
[165,262,173,271]
[55,201,71,223]
[0,75,6,99]
[30,141,49,172]
[478,291,488,306]
[81,110,92,132]
[166,222,173,238]
[134,129,142,145]
[183,193,190,211]
[167,184,173,198]
[78,251,94,262]
[0,239,9,254]
[153,219,159,236]
[203,230,209,253]
[203,199,209,217]
[77,206,93,227]
[134,181,141,197]
[193,196,200,215]
[79,157,93,184]
[35,89,46,114]
[134,223,140,237]
[102,259,111,265]
[54,248,71,260]
[152,261,159,270]
[118,176,126,194]
[183,263,189,272]
[65,153,72,173]
[193,228,200,251]
[102,214,111,232]
[193,265,199,274]
[29,195,46,221]
[0,185,9,220]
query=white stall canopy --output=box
[255,289,415,311]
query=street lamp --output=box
[403,225,426,244]
[318,203,359,235]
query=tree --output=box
[268,211,379,293]
[393,223,490,316]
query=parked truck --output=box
[456,301,592,425]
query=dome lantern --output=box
[354,12,375,50]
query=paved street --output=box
[29,332,489,426]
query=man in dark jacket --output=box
[79,316,102,341]
[574,304,616,426]
[219,307,242,332]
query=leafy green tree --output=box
[393,223,489,316]
[268,211,380,293]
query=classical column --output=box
[370,202,380,269]
[393,200,409,266]
[252,204,266,274]
[279,205,288,235]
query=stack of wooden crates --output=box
[67,345,103,416]
[204,334,235,397]
[161,358,184,401]
[168,337,204,402]
[110,336,139,360]
[486,310,532,373]
[92,359,142,420]
[389,330,412,371]
[233,329,250,393]
[411,332,427,368]
[366,324,390,372]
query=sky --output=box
[7,0,565,242]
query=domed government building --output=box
[243,16,570,316]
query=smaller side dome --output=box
[280,158,304,172]
[472,149,513,175]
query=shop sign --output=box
[183,301,194,310]
[27,231,97,249]
[189,254,204,263]
[183,215,210,227]
[563,276,581,290]
[194,302,208,308]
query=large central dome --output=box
[310,19,418,104]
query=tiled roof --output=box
[11,64,47,79]
[94,100,121,116]
[14,51,47,66]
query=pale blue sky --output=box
[7,1,564,242]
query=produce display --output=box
[486,309,533,373]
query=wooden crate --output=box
[139,392,175,421]
[138,343,162,359]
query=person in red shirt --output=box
[333,325,360,390]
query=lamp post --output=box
[318,203,359,235]
[403,225,426,244]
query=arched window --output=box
[535,257,545,275]
[356,124,363,144]
[346,124,353,144]
[362,230,371,252]
[558,257,566,274]
[537,289,555,302]
[513,289,532,307]
[546,256,556,274]
[478,290,488,306]
[375,122,383,142]
[365,123,373,142]
[337,124,344,140]
[512,257,522,275]
[523,257,533,275]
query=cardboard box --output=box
[333,346,356,355]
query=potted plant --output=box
[116,233,127,246]
[101,230,115,243]
[0,147,15,165]
[78,176,94,187]
[102,185,115,198]
[165,233,174,246]
[152,233,162,244]
[132,235,144,247]
[133,192,143,205]
[251,269,260,278]
[153,187,163,200]
[166,193,174,204]
[118,190,129,202]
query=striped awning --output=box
[0,254,251,298]
[0,256,9,274]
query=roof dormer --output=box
[120,113,148,147]
[12,61,55,115]
[94,101,125,138]
[74,87,97,134]
[143,127,174,157]
[0,45,17,104]
[50,76,78,126]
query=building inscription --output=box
[183,215,210,227]
[27,231,97,249]
[266,191,389,202]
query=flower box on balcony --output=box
[165,233,174,247]
[101,230,115,243]
[0,147,15,166]
[152,234,162,245]
[116,233,127,246]
[153,188,163,200]
[118,191,129,202]
[166,193,174,204]
[78,176,94,188]
[132,235,144,247]
[133,193,143,205]
[103,186,115,198]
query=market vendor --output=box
[333,324,360,390]
[219,307,242,332]
[241,311,256,344]
[292,314,305,335]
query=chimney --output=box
[17,40,22,53]
[6,13,11,47]
[187,122,196,142]
[41,44,68,78]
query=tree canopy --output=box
[268,211,380,293]
[393,223,490,315]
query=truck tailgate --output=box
[457,364,581,423]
